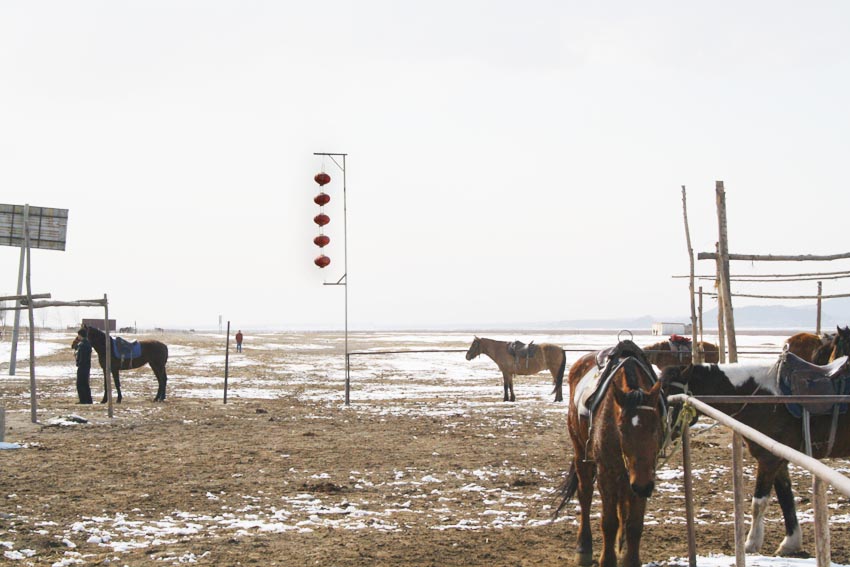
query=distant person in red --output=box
[235,330,243,353]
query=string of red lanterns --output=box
[313,172,331,268]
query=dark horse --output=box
[785,331,835,364]
[661,357,850,556]
[644,336,720,368]
[75,325,169,403]
[811,326,850,364]
[465,336,566,402]
[558,341,666,567]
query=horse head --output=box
[611,366,664,498]
[659,364,700,441]
[465,337,481,361]
[832,326,850,362]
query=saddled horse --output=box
[644,336,720,368]
[465,336,566,402]
[661,355,850,556]
[75,324,169,403]
[785,331,834,364]
[557,341,666,567]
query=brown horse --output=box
[465,337,565,402]
[76,324,169,403]
[644,337,720,368]
[558,341,666,567]
[785,332,833,363]
[810,326,850,364]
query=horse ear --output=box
[648,379,664,401]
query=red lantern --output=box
[314,254,331,268]
[314,213,330,227]
[314,192,330,206]
[314,234,330,248]
[314,172,331,186]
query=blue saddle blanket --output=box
[778,355,850,418]
[111,337,142,360]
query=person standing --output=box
[74,332,93,404]
[235,330,244,353]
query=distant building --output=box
[651,322,692,336]
[81,318,116,332]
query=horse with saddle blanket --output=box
[465,336,566,402]
[74,324,170,403]
[661,352,850,557]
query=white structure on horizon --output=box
[651,321,692,336]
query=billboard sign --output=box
[0,204,69,251]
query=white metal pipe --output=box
[668,394,850,498]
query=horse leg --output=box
[501,371,510,402]
[574,459,596,566]
[620,494,647,567]
[112,367,122,403]
[745,458,782,553]
[774,463,803,556]
[152,363,168,402]
[597,484,620,567]
[508,374,516,402]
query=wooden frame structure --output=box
[0,293,114,421]
[670,393,850,567]
[678,180,850,567]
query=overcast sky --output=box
[2,1,849,330]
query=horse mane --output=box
[621,388,647,409]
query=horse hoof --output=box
[575,551,594,566]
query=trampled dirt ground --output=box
[0,331,848,566]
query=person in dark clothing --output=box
[74,333,94,404]
[235,330,243,353]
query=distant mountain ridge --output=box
[537,298,850,331]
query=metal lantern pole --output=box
[314,152,350,405]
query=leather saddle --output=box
[112,336,142,360]
[581,340,658,417]
[507,340,538,367]
[778,352,850,417]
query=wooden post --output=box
[682,419,697,567]
[813,476,831,567]
[23,205,38,424]
[716,182,738,363]
[716,245,727,364]
[681,186,701,364]
[732,431,746,567]
[816,281,822,335]
[104,295,113,419]
[698,286,705,357]
[224,321,230,404]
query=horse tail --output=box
[553,460,579,518]
[552,349,566,396]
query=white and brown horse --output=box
[465,336,565,402]
[661,358,850,556]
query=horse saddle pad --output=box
[778,352,850,418]
[111,336,142,360]
[507,340,537,358]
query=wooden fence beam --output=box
[698,252,850,262]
